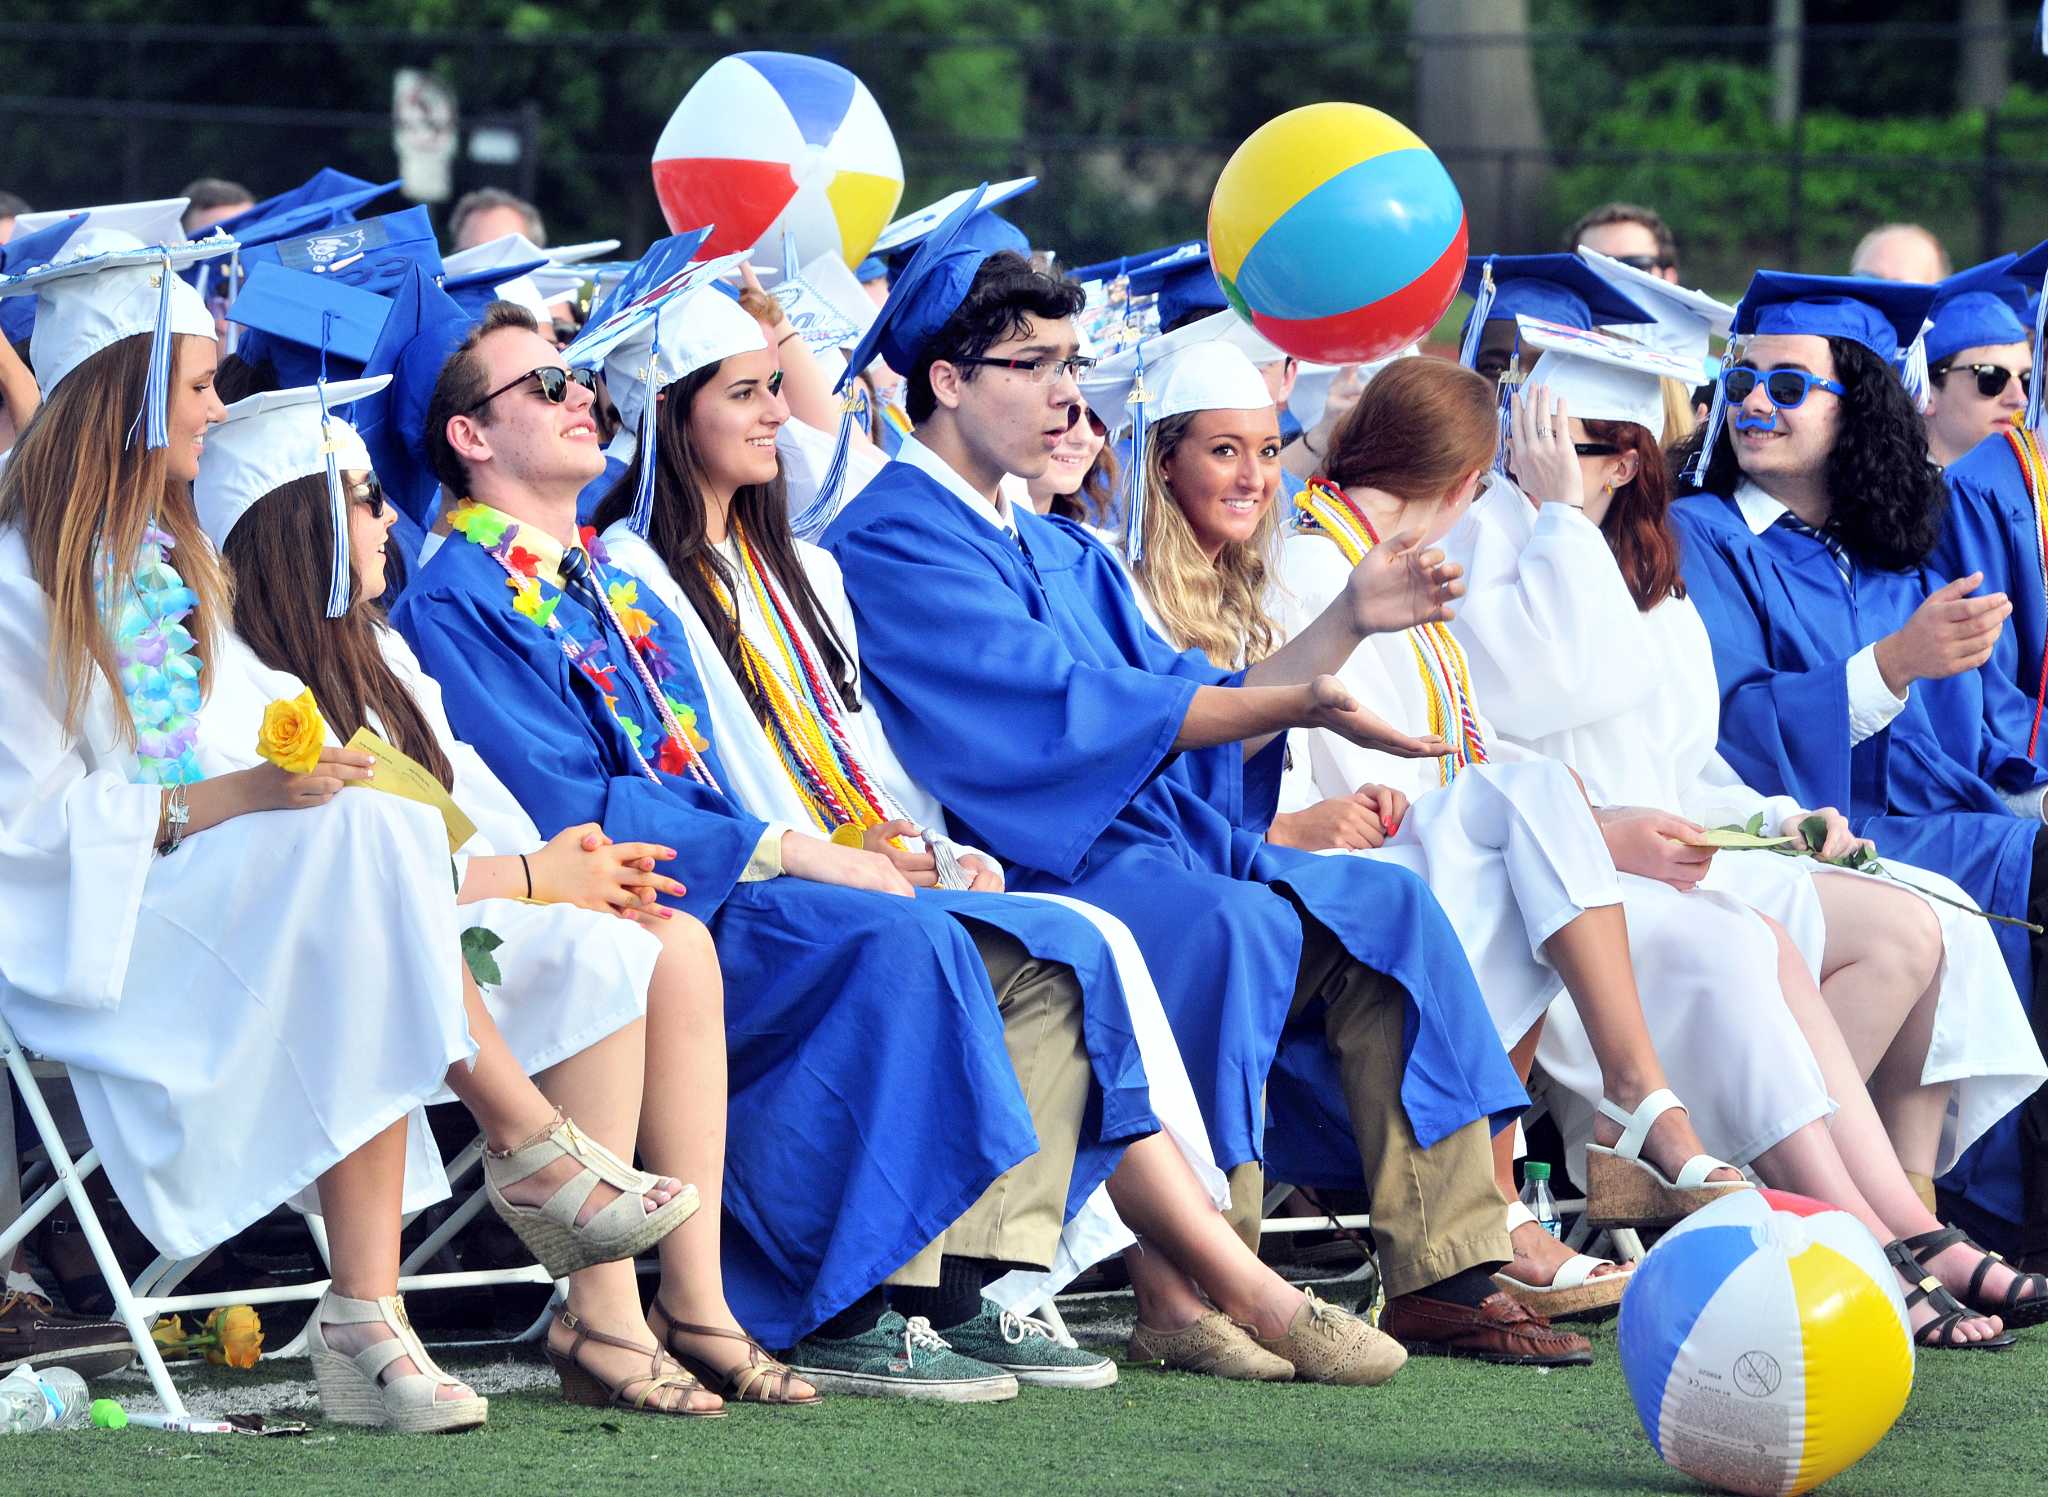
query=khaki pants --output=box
[886,920,1092,1286]
[1225,900,1512,1298]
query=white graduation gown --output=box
[1270,527,1834,1181]
[0,527,475,1259]
[1446,479,2045,1173]
[199,628,657,1126]
[604,523,1229,1308]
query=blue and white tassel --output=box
[1122,350,1153,564]
[625,304,664,538]
[2030,269,2048,434]
[130,253,177,451]
[790,381,865,542]
[1686,344,1736,488]
[317,312,351,617]
[1899,316,1935,414]
[1456,259,1496,371]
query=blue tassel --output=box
[2030,271,2048,434]
[789,389,863,541]
[317,313,351,617]
[1122,350,1152,564]
[1687,350,1734,488]
[1492,373,1517,480]
[130,254,176,450]
[1457,259,1495,371]
[626,305,663,538]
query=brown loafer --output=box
[0,1290,133,1380]
[1380,1290,1593,1367]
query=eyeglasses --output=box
[1609,254,1673,273]
[952,353,1098,385]
[350,477,386,519]
[1722,365,1847,410]
[1572,442,1622,457]
[1933,361,2033,400]
[466,364,597,415]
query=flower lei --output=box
[446,502,718,790]
[1295,478,1487,786]
[97,522,204,785]
[700,524,900,837]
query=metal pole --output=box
[1982,108,2003,264]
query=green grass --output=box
[12,1298,2048,1497]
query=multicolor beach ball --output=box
[1619,1190,1913,1497]
[651,52,904,269]
[1207,102,1467,363]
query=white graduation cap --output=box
[1575,245,1734,382]
[0,227,236,446]
[193,376,389,551]
[14,198,192,246]
[870,177,1036,258]
[545,239,622,266]
[1517,315,1699,442]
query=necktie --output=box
[1774,511,1851,585]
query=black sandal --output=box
[1884,1240,2016,1351]
[1896,1226,2048,1330]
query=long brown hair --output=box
[1054,437,1120,526]
[1585,417,1686,610]
[1324,356,1499,497]
[223,473,456,789]
[591,361,861,719]
[0,332,231,739]
[1135,410,1282,669]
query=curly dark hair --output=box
[904,251,1085,423]
[1669,336,1946,570]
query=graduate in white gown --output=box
[1445,323,2044,1342]
[0,229,702,1431]
[188,379,805,1414]
[589,281,1402,1384]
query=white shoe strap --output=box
[1505,1199,1538,1233]
[1596,1087,1683,1160]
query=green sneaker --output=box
[785,1311,1018,1403]
[934,1300,1119,1389]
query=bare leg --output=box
[1747,918,2005,1342]
[1106,1133,1305,1340]
[314,1116,475,1400]
[1547,907,1743,1185]
[1810,877,1950,1177]
[1493,1016,1625,1289]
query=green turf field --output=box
[9,1294,2047,1497]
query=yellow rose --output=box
[256,689,325,775]
[203,1304,264,1369]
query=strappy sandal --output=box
[545,1309,726,1418]
[307,1291,488,1433]
[1895,1226,2048,1330]
[1584,1088,1749,1228]
[1491,1202,1633,1321]
[650,1299,824,1407]
[1882,1240,2016,1351]
[482,1107,698,1278]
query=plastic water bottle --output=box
[0,1365,91,1432]
[1520,1161,1561,1239]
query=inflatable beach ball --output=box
[652,52,904,269]
[1207,102,1466,364]
[1619,1190,1913,1497]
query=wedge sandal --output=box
[482,1107,697,1278]
[1584,1088,1748,1228]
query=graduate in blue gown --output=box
[1671,269,2048,1258]
[818,189,1595,1366]
[1931,240,2048,712]
[383,301,1131,1395]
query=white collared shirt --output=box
[898,434,1017,538]
[1731,480,1905,746]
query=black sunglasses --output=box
[1608,253,1672,273]
[1934,361,2033,400]
[467,364,597,415]
[351,476,387,519]
[1572,442,1622,457]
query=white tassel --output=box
[1686,347,1735,488]
[1457,259,1496,370]
[2030,270,2048,434]
[625,305,664,538]
[1899,316,1935,414]
[1122,356,1152,564]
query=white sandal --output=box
[1584,1088,1748,1228]
[482,1107,698,1278]
[1492,1201,1632,1320]
[308,1291,488,1433]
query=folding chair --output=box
[0,1011,559,1419]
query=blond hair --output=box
[0,333,229,739]
[1131,411,1283,669]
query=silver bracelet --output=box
[159,782,190,856]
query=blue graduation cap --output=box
[444,254,551,319]
[0,216,88,345]
[1729,269,1938,365]
[1459,253,1657,336]
[237,205,442,296]
[228,262,395,388]
[855,255,889,285]
[209,170,398,248]
[797,183,994,539]
[870,177,1035,262]
[1125,242,1228,332]
[348,263,477,527]
[1924,254,2030,369]
[884,210,1028,278]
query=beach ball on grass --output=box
[1619,1189,1912,1497]
[652,52,904,268]
[1207,102,1466,363]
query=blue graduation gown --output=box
[389,519,1126,1344]
[1673,490,2046,1225]
[823,462,1525,1190]
[575,453,628,528]
[1935,433,2048,715]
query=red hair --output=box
[1325,357,1498,500]
[1585,417,1685,610]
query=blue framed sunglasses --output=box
[1721,365,1846,409]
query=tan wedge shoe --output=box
[307,1291,487,1434]
[1584,1089,1748,1228]
[482,1107,698,1278]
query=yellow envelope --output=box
[1675,828,1797,850]
[344,726,477,854]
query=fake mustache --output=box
[1731,413,1780,433]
